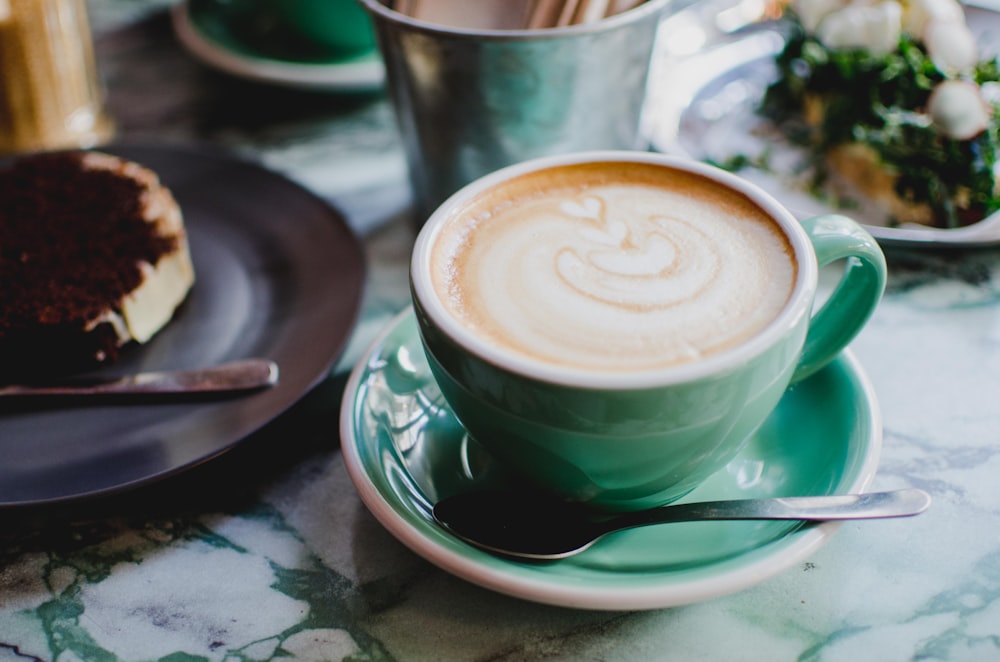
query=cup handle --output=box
[792,214,886,383]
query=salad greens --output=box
[760,17,1000,228]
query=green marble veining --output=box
[1,502,392,660]
[883,248,1000,301]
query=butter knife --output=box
[0,358,279,397]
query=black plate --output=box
[0,144,365,507]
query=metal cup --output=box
[358,0,673,221]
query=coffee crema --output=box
[429,162,797,372]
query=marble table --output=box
[2,1,998,660]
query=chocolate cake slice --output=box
[0,150,195,378]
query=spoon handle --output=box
[612,488,931,530]
[0,358,279,397]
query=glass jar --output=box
[0,0,115,155]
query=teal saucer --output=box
[171,0,384,91]
[340,310,882,610]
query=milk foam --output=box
[431,165,796,372]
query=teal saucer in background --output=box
[340,310,883,611]
[172,0,384,91]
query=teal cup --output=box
[410,151,886,512]
[278,0,375,54]
[221,0,376,55]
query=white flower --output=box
[924,21,978,73]
[927,79,991,140]
[816,1,903,55]
[902,0,965,37]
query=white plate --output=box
[646,0,1000,247]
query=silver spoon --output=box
[433,488,931,560]
[0,358,279,397]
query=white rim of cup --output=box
[356,0,673,39]
[410,151,819,390]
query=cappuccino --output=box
[411,152,885,509]
[429,162,797,372]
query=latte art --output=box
[431,164,797,372]
[554,199,719,310]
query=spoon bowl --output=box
[432,488,931,560]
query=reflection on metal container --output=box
[359,0,673,222]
